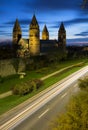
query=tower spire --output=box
[13,18,22,44]
[29,14,40,55]
[59,22,66,32]
[42,25,49,40]
[13,19,21,32]
[30,14,39,29]
[58,22,66,46]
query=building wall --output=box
[42,32,49,40]
[0,59,26,77]
[29,29,40,55]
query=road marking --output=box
[38,109,49,119]
[73,84,77,88]
[61,93,67,99]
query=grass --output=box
[0,58,87,94]
[39,66,83,90]
[0,72,43,94]
[0,65,84,115]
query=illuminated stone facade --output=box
[29,15,40,56]
[42,25,49,40]
[13,19,22,44]
[13,15,66,57]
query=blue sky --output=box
[0,0,88,44]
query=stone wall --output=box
[0,59,26,77]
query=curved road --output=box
[0,66,88,130]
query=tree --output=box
[12,79,43,95]
[50,77,88,130]
[11,58,20,73]
[81,0,88,9]
[78,77,88,91]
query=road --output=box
[0,66,88,130]
[13,83,79,130]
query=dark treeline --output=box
[67,46,88,59]
[0,44,14,60]
[0,44,88,60]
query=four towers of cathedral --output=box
[13,15,66,56]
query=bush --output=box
[79,77,88,91]
[12,82,32,95]
[33,79,43,89]
[12,79,43,95]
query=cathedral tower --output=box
[42,25,49,40]
[58,22,66,46]
[13,19,22,44]
[29,15,40,56]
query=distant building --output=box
[13,15,66,57]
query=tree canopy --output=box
[51,77,88,130]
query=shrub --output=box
[33,79,43,89]
[29,79,43,90]
[12,79,43,95]
[79,77,88,91]
[12,81,34,95]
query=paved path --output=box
[0,91,12,99]
[41,62,84,80]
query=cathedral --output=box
[13,15,66,57]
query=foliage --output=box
[0,59,84,94]
[50,77,88,130]
[12,79,43,95]
[11,58,20,73]
[67,46,88,60]
[0,65,85,115]
[24,48,67,71]
[33,79,43,89]
[79,77,88,91]
[47,47,67,63]
[51,92,88,130]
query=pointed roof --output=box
[30,14,38,25]
[59,22,66,32]
[43,25,48,33]
[13,19,21,31]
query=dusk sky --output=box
[0,0,88,44]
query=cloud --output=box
[5,18,45,27]
[65,18,88,26]
[6,19,31,25]
[49,17,88,30]
[75,30,88,36]
[67,38,88,42]
[0,30,5,33]
[0,32,12,36]
[0,25,7,28]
